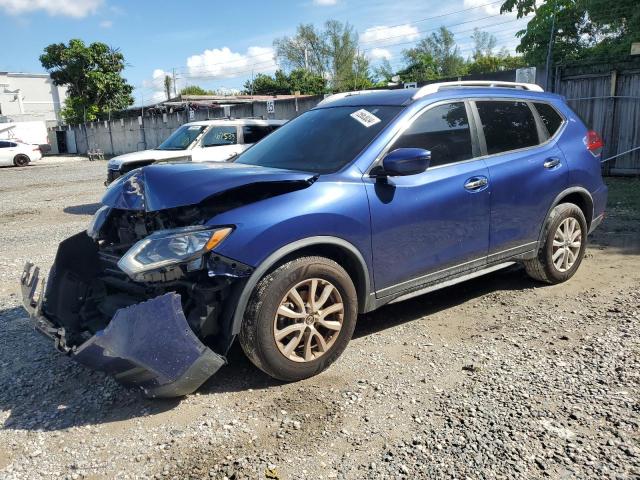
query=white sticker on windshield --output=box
[350,109,381,128]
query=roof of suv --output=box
[184,118,288,127]
[317,83,561,108]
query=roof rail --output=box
[412,81,543,99]
[317,90,384,106]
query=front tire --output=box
[13,154,30,167]
[524,203,588,284]
[239,256,358,382]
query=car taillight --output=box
[585,130,604,155]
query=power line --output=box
[179,12,523,77]
[359,0,505,32]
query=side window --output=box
[476,101,539,155]
[390,102,473,168]
[201,126,237,147]
[0,141,8,148]
[533,102,563,137]
[242,125,273,144]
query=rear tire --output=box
[13,154,30,167]
[239,256,358,382]
[524,203,587,284]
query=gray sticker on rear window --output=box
[350,109,381,128]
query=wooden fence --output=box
[553,59,640,175]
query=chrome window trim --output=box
[365,97,568,175]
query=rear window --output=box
[476,101,539,155]
[534,102,563,137]
[243,125,276,144]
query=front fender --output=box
[226,236,372,336]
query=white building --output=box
[0,72,67,126]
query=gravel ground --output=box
[0,158,638,479]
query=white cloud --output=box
[360,24,420,44]
[313,0,337,5]
[99,19,112,28]
[0,0,103,17]
[462,0,505,16]
[141,45,276,104]
[369,48,393,61]
[142,69,174,103]
[186,46,276,79]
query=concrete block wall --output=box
[49,95,323,156]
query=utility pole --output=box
[250,68,255,97]
[354,48,360,90]
[545,0,557,91]
[172,68,177,97]
[107,108,114,156]
[304,47,309,71]
[140,92,147,150]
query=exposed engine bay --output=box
[46,203,256,353]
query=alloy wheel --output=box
[273,278,344,363]
[552,217,582,272]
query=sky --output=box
[0,0,530,105]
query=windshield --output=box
[236,106,401,173]
[157,125,206,150]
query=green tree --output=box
[39,39,133,124]
[372,59,395,85]
[274,24,328,78]
[403,26,467,79]
[180,85,215,96]
[243,69,326,95]
[471,28,498,59]
[501,0,640,65]
[274,20,371,91]
[244,71,291,95]
[288,69,327,94]
[397,51,439,82]
[467,29,527,73]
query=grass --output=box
[603,176,640,228]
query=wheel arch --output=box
[229,236,372,336]
[537,187,594,248]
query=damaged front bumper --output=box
[20,263,225,398]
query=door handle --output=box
[464,177,488,191]
[544,158,561,169]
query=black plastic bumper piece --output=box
[21,262,225,398]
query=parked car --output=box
[0,140,42,167]
[105,118,286,184]
[22,81,607,397]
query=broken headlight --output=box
[117,226,232,278]
[87,205,111,239]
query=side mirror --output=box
[372,148,431,177]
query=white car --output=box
[106,118,286,184]
[0,140,42,167]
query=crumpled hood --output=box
[108,149,189,169]
[102,162,316,212]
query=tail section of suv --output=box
[21,82,607,397]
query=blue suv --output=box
[21,81,607,397]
